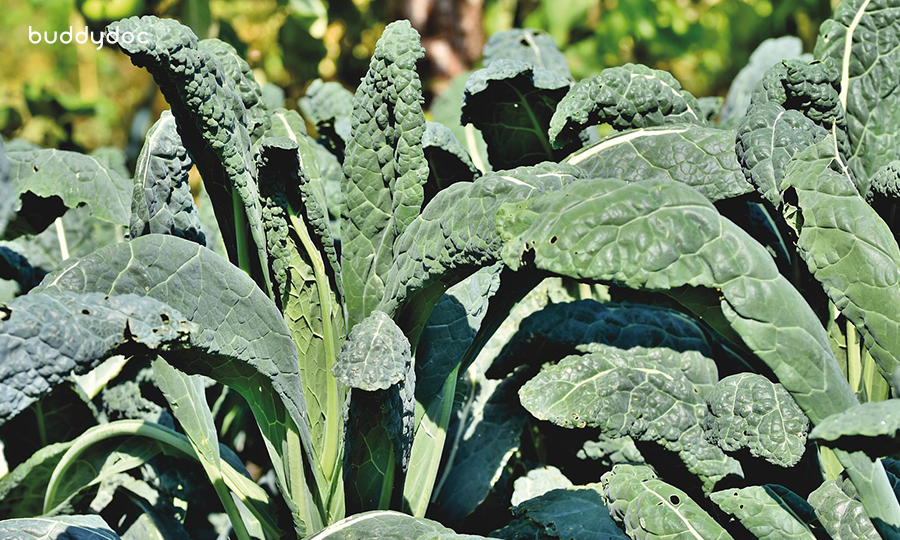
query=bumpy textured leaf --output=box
[342,20,428,327]
[461,59,575,169]
[520,346,738,491]
[34,234,320,533]
[109,17,271,295]
[497,176,858,426]
[565,125,753,202]
[492,299,717,382]
[721,36,806,122]
[430,370,526,521]
[815,0,900,187]
[378,163,582,326]
[866,160,900,237]
[0,515,121,540]
[0,245,45,292]
[810,400,900,456]
[201,39,270,141]
[735,102,830,209]
[548,64,704,148]
[129,111,206,245]
[422,122,481,205]
[511,466,573,507]
[306,511,491,539]
[257,137,345,489]
[510,486,627,540]
[808,477,880,540]
[299,78,354,159]
[483,28,572,79]
[340,312,415,510]
[749,58,850,160]
[335,311,410,391]
[711,486,818,540]
[602,464,734,540]
[783,140,900,394]
[416,266,500,399]
[0,292,194,425]
[6,148,131,236]
[705,373,809,467]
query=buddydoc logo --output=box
[28,26,150,50]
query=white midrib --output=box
[565,127,689,166]
[840,0,872,109]
[140,114,174,189]
[640,483,708,540]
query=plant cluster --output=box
[0,0,899,539]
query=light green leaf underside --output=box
[0,515,121,540]
[520,345,738,491]
[306,511,492,539]
[711,486,818,540]
[602,464,734,540]
[705,373,809,468]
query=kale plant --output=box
[1,0,900,538]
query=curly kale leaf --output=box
[109,16,272,296]
[548,64,705,149]
[342,20,429,328]
[130,111,206,245]
[461,59,575,170]
[866,161,900,242]
[705,373,809,467]
[808,477,880,540]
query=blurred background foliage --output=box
[0,0,837,154]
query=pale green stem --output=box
[847,320,862,394]
[55,218,69,261]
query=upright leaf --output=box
[814,0,900,187]
[130,110,206,245]
[109,17,272,297]
[422,122,481,205]
[35,234,324,534]
[720,36,806,122]
[299,79,353,160]
[342,20,428,327]
[335,311,414,512]
[808,477,880,540]
[461,60,575,170]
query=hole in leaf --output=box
[81,309,90,316]
[549,235,557,244]
[669,495,680,505]
[33,165,38,173]
[160,313,170,323]
[519,38,529,46]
